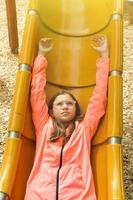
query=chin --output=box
[61,117,74,123]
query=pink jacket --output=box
[24,55,109,200]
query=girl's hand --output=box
[91,34,109,58]
[38,38,53,56]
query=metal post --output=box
[0,192,8,200]
[128,0,133,24]
[5,0,18,53]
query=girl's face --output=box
[52,94,76,124]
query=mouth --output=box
[61,112,69,115]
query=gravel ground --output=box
[123,18,133,200]
[0,0,133,199]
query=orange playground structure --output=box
[0,0,125,199]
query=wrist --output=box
[38,51,46,57]
[100,50,109,58]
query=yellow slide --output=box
[0,0,125,199]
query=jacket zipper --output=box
[56,144,64,200]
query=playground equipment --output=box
[5,0,18,53]
[128,0,133,24]
[0,0,125,199]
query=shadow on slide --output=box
[0,0,125,199]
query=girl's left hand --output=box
[91,34,109,58]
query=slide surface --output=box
[0,0,125,199]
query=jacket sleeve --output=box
[30,55,49,133]
[83,57,109,139]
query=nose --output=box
[62,102,68,109]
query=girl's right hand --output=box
[38,38,53,56]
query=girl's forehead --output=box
[54,94,73,103]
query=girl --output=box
[25,34,109,200]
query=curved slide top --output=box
[0,0,125,200]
